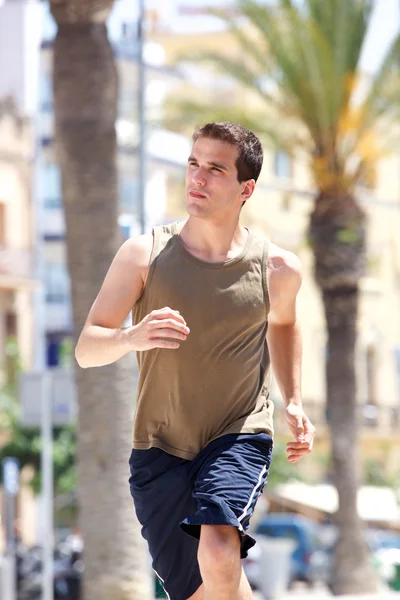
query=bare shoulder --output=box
[267,242,302,297]
[268,243,302,276]
[116,233,153,272]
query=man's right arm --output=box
[75,234,190,369]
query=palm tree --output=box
[50,2,152,598]
[166,0,400,594]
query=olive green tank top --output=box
[131,222,274,460]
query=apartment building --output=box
[0,98,36,372]
[38,5,400,464]
[37,9,185,366]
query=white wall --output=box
[0,0,42,116]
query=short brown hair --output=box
[192,122,264,183]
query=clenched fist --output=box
[128,307,190,351]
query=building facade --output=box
[0,98,36,373]
[0,97,38,552]
[37,11,185,366]
[37,4,400,469]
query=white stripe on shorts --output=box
[237,464,268,532]
[153,568,171,600]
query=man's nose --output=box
[192,167,207,187]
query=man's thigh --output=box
[129,447,203,600]
[181,433,273,558]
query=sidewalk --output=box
[278,593,398,600]
[253,583,399,599]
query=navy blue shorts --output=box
[128,432,273,600]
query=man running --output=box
[76,121,316,600]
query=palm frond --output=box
[239,1,317,120]
[180,51,265,99]
[330,32,400,168]
[361,33,400,127]
[168,0,400,196]
[163,96,309,153]
[209,8,271,75]
[178,47,287,117]
[305,0,373,75]
[239,1,341,147]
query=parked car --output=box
[244,513,319,587]
[244,513,400,591]
[308,524,400,589]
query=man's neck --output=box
[177,217,248,263]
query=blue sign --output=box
[2,458,20,496]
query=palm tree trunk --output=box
[323,287,376,594]
[52,19,152,600]
[310,203,378,595]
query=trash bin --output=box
[376,548,400,591]
[389,563,400,591]
[256,536,296,599]
[0,554,16,600]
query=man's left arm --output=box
[266,247,316,463]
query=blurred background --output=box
[0,0,400,598]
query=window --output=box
[118,89,135,118]
[274,150,292,179]
[357,330,380,427]
[46,335,73,368]
[42,162,62,208]
[120,223,131,241]
[281,192,292,211]
[0,203,5,245]
[39,74,53,113]
[45,263,70,303]
[121,22,138,42]
[366,341,377,407]
[42,5,57,43]
[119,177,139,212]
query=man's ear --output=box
[241,179,256,200]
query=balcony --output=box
[0,247,37,290]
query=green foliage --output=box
[0,405,77,496]
[336,225,362,244]
[59,337,74,368]
[0,338,77,496]
[362,458,399,489]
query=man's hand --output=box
[285,403,315,463]
[127,307,190,351]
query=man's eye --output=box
[211,167,221,172]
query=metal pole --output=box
[138,0,146,234]
[2,457,19,600]
[4,495,16,600]
[33,44,47,372]
[41,372,54,600]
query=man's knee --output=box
[198,525,241,582]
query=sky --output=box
[360,0,400,73]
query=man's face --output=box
[185,136,254,219]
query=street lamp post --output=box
[138,0,146,235]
